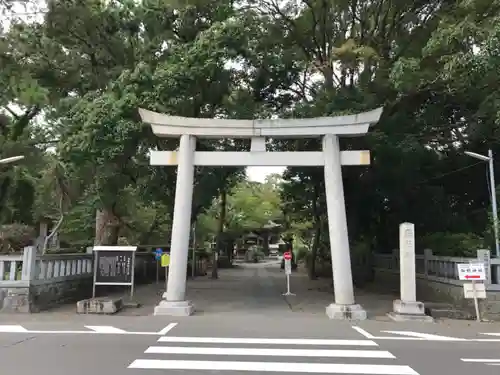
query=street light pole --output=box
[488,149,500,258]
[0,155,24,165]
[465,149,500,258]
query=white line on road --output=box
[157,337,378,346]
[85,326,126,334]
[380,331,466,341]
[461,358,500,363]
[128,359,419,374]
[351,326,375,339]
[351,326,500,342]
[480,333,500,336]
[145,346,395,358]
[0,324,179,336]
[0,325,28,333]
[157,323,177,335]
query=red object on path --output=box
[465,275,481,279]
[284,252,292,261]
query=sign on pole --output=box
[457,262,486,281]
[161,253,170,267]
[463,283,486,299]
[92,246,137,300]
[457,262,486,322]
[282,251,294,296]
[154,248,162,284]
[155,248,162,260]
[284,251,292,275]
[161,252,170,291]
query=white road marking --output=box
[157,322,177,335]
[381,331,466,341]
[145,346,395,358]
[0,325,28,333]
[157,336,378,346]
[128,359,419,374]
[85,326,126,334]
[0,324,179,336]
[480,332,500,336]
[461,358,500,363]
[351,326,375,339]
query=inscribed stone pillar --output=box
[388,222,432,322]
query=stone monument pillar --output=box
[388,222,433,322]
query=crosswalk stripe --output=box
[461,358,500,362]
[85,326,126,334]
[144,346,395,358]
[128,359,418,374]
[380,331,465,341]
[0,325,28,333]
[157,336,378,346]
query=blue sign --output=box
[155,248,163,260]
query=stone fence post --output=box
[391,248,399,270]
[21,246,37,282]
[423,248,433,277]
[477,249,491,285]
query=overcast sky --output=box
[247,166,286,182]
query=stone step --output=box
[425,306,475,320]
[76,297,123,314]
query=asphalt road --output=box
[1,315,500,375]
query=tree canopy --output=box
[0,0,498,268]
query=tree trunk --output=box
[94,208,120,245]
[212,189,227,279]
[262,232,269,255]
[308,184,321,279]
[309,223,321,279]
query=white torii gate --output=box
[139,107,383,320]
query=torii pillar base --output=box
[326,303,367,321]
[154,300,195,317]
[387,300,433,322]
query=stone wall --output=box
[32,278,93,311]
[0,277,93,313]
[0,286,31,313]
[374,269,500,320]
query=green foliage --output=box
[294,246,309,262]
[1,0,499,260]
[419,233,485,257]
[0,223,34,253]
[198,177,283,239]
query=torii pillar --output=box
[139,107,383,319]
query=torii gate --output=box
[139,107,383,320]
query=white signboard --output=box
[457,262,486,281]
[463,283,487,299]
[284,259,292,275]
